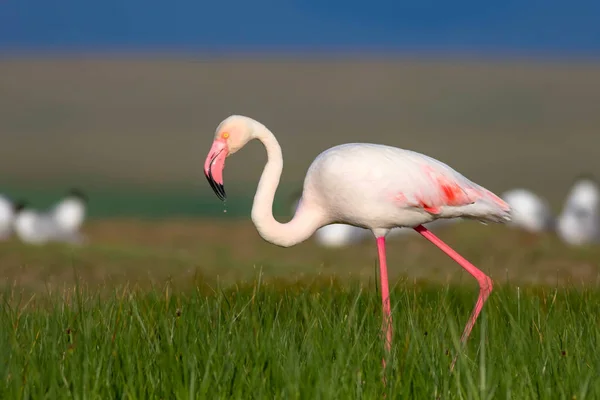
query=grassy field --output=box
[2,280,599,399]
[1,218,600,398]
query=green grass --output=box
[1,278,599,399]
[1,218,600,398]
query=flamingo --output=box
[203,115,511,368]
[556,175,599,246]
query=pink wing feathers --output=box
[310,142,510,223]
[395,152,510,217]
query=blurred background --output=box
[1,1,600,291]
[1,0,599,218]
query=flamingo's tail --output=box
[443,187,511,223]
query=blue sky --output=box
[1,1,599,55]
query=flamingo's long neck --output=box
[250,122,323,248]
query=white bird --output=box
[13,189,88,245]
[0,194,15,240]
[290,194,458,248]
[313,222,370,247]
[501,189,554,233]
[203,115,511,369]
[556,175,600,246]
[13,201,57,245]
[50,188,88,236]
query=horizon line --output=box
[1,47,600,64]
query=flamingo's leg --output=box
[413,224,493,370]
[376,237,393,362]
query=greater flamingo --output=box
[204,115,511,368]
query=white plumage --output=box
[500,189,554,233]
[13,189,87,245]
[0,194,15,240]
[290,196,371,247]
[50,189,87,236]
[556,176,600,246]
[291,195,459,248]
[13,204,59,245]
[297,143,510,236]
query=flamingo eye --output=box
[222,132,230,139]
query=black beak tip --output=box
[205,172,226,201]
[216,184,226,201]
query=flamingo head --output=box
[204,115,255,201]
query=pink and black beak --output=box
[204,139,229,201]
